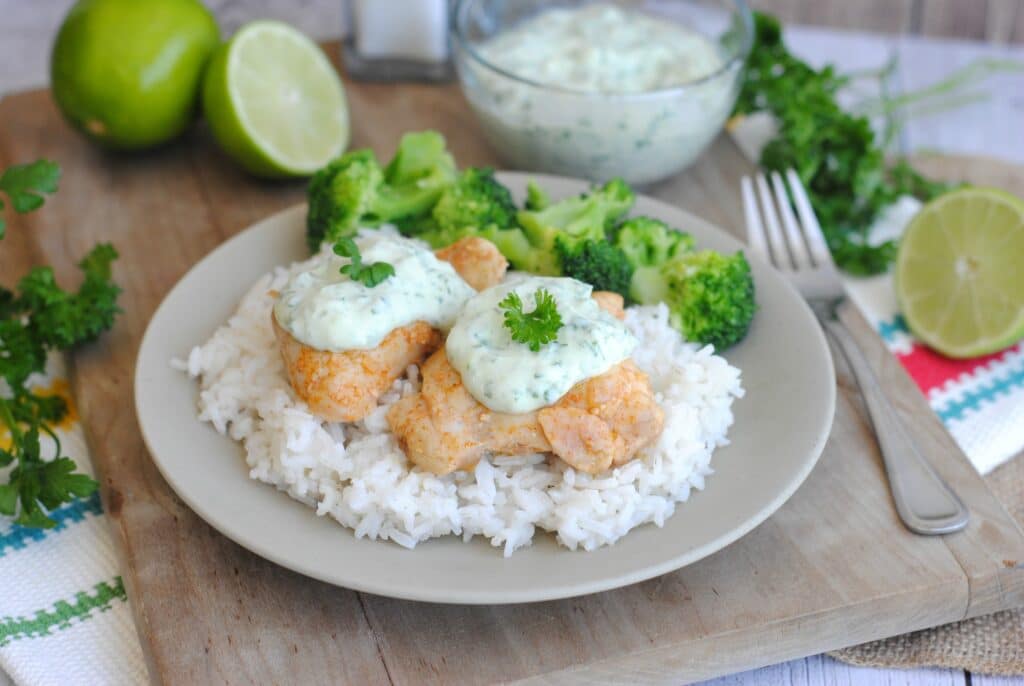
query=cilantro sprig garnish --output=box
[0,160,121,528]
[0,160,61,239]
[333,237,395,287]
[500,288,563,352]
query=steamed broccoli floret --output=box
[614,216,695,267]
[305,131,456,251]
[480,225,535,267]
[306,149,385,251]
[525,181,550,211]
[377,130,457,218]
[613,216,755,348]
[495,231,561,275]
[556,240,634,297]
[627,261,671,305]
[612,216,695,304]
[417,167,518,247]
[661,250,756,350]
[513,178,635,275]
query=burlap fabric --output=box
[830,455,1024,674]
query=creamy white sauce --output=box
[479,4,724,94]
[459,3,739,184]
[274,233,475,351]
[446,274,637,414]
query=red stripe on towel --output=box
[896,342,1023,394]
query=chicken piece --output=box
[274,317,441,422]
[434,236,508,291]
[387,349,664,476]
[591,291,625,320]
[537,360,665,473]
[274,237,508,423]
[534,408,614,474]
[386,350,489,474]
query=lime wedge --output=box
[896,187,1024,358]
[202,20,349,177]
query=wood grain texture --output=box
[983,0,1024,43]
[748,0,1024,43]
[916,0,990,42]
[1,47,1024,685]
[749,0,915,34]
[0,188,39,283]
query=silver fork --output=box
[741,170,969,536]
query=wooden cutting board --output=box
[2,48,1024,684]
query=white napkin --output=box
[0,354,147,686]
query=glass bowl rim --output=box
[451,0,755,99]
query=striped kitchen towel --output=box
[0,354,147,686]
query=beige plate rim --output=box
[134,172,835,604]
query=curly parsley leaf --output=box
[0,482,17,513]
[333,237,396,287]
[500,288,563,352]
[19,244,123,349]
[0,161,119,528]
[734,12,954,276]
[0,319,46,389]
[0,160,61,239]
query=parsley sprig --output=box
[500,288,563,352]
[0,160,61,239]
[0,160,121,528]
[734,13,955,275]
[333,237,395,287]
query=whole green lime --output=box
[51,0,220,150]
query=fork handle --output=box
[820,317,969,535]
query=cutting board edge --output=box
[5,76,1024,684]
[505,577,967,685]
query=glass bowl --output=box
[451,0,753,185]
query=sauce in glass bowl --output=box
[478,4,724,94]
[453,0,752,185]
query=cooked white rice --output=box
[175,253,744,556]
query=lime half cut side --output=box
[896,187,1024,358]
[203,20,349,177]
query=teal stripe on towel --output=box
[0,492,103,558]
[936,362,1024,423]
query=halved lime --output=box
[896,187,1024,358]
[202,21,349,177]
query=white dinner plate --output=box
[135,172,835,604]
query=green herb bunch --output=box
[0,160,121,528]
[734,12,954,275]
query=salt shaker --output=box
[342,0,453,81]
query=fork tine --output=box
[785,169,835,268]
[754,173,793,270]
[741,176,771,264]
[771,172,813,269]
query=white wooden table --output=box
[0,2,1022,685]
